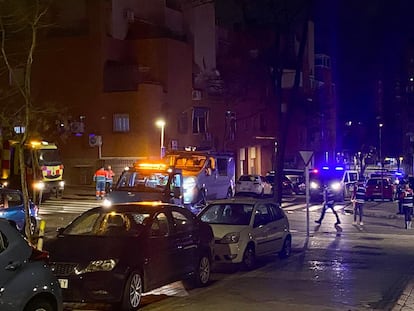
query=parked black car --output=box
[45,202,214,310]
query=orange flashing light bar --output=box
[134,162,168,170]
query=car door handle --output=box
[5,261,21,271]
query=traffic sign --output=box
[299,151,313,166]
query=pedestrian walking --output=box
[352,179,366,225]
[106,165,115,193]
[315,185,341,226]
[402,183,414,229]
[93,166,108,199]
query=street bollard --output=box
[37,220,46,250]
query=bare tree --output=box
[0,0,51,240]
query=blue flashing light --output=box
[335,167,344,171]
[322,166,329,170]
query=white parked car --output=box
[198,197,291,270]
[235,174,273,196]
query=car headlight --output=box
[183,176,197,190]
[33,181,45,190]
[102,198,112,207]
[75,259,118,275]
[310,181,319,190]
[330,182,341,191]
[219,232,240,244]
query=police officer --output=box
[402,183,414,229]
[315,185,341,226]
[352,179,366,225]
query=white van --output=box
[166,151,235,208]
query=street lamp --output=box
[379,123,384,201]
[155,119,166,159]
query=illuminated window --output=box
[113,114,129,132]
[14,126,25,134]
[192,107,208,134]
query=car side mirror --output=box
[56,227,65,236]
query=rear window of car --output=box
[367,179,390,186]
[239,175,259,182]
[199,203,253,225]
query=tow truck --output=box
[103,161,183,207]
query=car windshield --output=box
[172,156,206,171]
[116,170,169,192]
[0,191,22,209]
[310,170,345,185]
[199,203,253,225]
[37,149,62,166]
[63,211,150,237]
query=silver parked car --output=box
[0,218,63,311]
[198,197,291,270]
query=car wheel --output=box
[279,236,292,259]
[194,254,211,287]
[242,245,256,270]
[183,253,211,289]
[25,297,54,311]
[121,271,143,311]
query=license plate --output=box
[58,278,68,289]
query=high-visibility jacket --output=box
[402,189,414,208]
[354,184,366,204]
[106,169,115,182]
[94,168,108,183]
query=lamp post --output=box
[155,119,166,159]
[379,123,384,201]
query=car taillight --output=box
[30,247,50,263]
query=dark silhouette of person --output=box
[315,185,341,226]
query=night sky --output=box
[313,0,414,125]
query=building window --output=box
[14,126,25,134]
[113,114,129,132]
[192,107,208,134]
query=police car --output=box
[309,166,359,202]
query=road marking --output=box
[38,199,99,215]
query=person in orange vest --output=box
[106,165,115,193]
[93,166,108,199]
